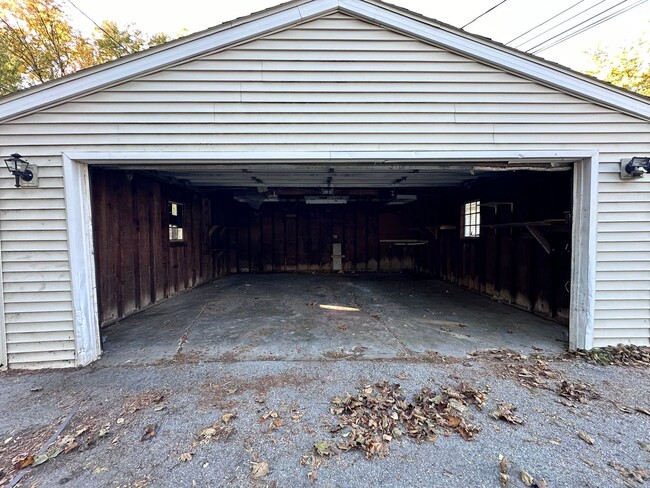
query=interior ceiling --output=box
[106,161,574,190]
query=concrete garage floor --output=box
[101,274,568,365]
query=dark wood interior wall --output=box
[219,200,430,273]
[429,172,573,323]
[90,169,225,326]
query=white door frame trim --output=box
[0,234,6,370]
[62,149,598,364]
[62,154,101,366]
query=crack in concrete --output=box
[175,303,209,356]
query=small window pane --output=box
[462,200,480,238]
[168,201,184,242]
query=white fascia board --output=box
[340,0,650,121]
[0,0,338,122]
[66,149,597,164]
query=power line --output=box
[525,0,633,53]
[506,0,587,45]
[512,0,608,49]
[532,0,647,53]
[462,0,509,29]
[64,0,133,55]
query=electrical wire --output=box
[512,0,608,49]
[65,0,133,55]
[462,0,509,29]
[525,0,635,53]
[532,0,647,53]
[506,0,587,45]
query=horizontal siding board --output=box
[7,340,75,353]
[7,350,75,364]
[5,310,74,323]
[7,330,75,343]
[4,301,72,313]
[5,321,74,334]
[3,281,71,292]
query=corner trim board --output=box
[62,154,101,366]
[0,234,6,370]
[568,155,598,350]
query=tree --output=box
[587,38,650,97]
[0,0,174,95]
[0,38,22,95]
[0,0,94,85]
[92,20,171,64]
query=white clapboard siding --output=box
[0,11,649,367]
[0,157,75,369]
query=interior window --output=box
[168,201,184,242]
[462,200,481,238]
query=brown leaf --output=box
[179,452,193,462]
[498,455,509,487]
[520,470,534,486]
[251,461,269,479]
[492,403,524,425]
[140,424,157,442]
[12,454,34,470]
[635,407,650,416]
[222,413,236,424]
[577,431,594,445]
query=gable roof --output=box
[1,0,649,123]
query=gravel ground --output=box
[0,355,649,488]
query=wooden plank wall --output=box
[431,172,573,323]
[220,199,429,274]
[90,169,225,326]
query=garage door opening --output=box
[88,161,574,359]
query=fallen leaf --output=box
[639,441,650,452]
[154,405,166,412]
[314,440,334,457]
[491,403,524,425]
[635,407,650,416]
[116,417,125,425]
[520,470,534,487]
[93,467,107,474]
[251,461,269,479]
[140,424,157,442]
[179,452,193,462]
[98,426,110,438]
[222,413,236,424]
[30,387,42,392]
[577,431,594,445]
[12,454,34,470]
[498,454,509,487]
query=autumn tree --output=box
[92,20,171,64]
[587,37,650,97]
[0,0,174,95]
[0,0,94,85]
[0,38,22,95]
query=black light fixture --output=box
[623,156,650,178]
[4,153,33,188]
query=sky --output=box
[63,0,650,72]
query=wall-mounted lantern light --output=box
[621,156,650,179]
[4,153,34,188]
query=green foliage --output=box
[0,0,95,85]
[0,0,174,95]
[92,20,171,64]
[0,37,22,95]
[587,38,650,97]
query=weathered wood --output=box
[90,169,221,326]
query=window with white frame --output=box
[462,200,481,238]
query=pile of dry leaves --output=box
[572,344,650,367]
[326,381,487,459]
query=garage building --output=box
[0,0,649,369]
